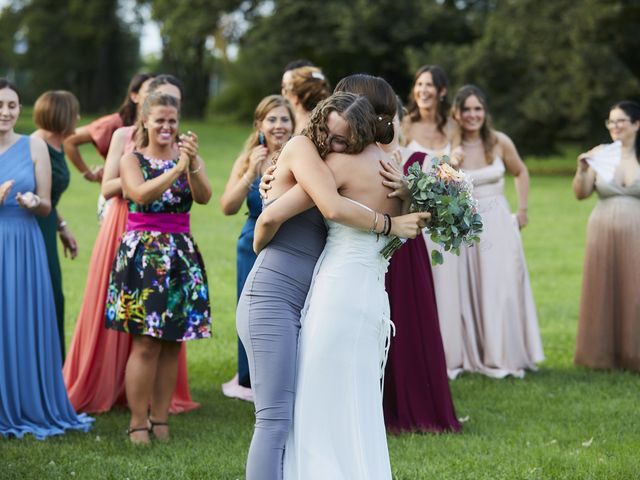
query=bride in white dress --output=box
[283,201,394,480]
[255,76,428,480]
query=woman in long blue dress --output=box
[0,78,93,439]
[219,95,294,400]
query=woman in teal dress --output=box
[0,78,93,439]
[219,95,294,399]
[105,93,212,444]
[32,90,80,359]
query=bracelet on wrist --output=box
[383,214,392,236]
[369,211,379,234]
[189,162,202,175]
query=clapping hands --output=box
[16,191,41,210]
[177,131,199,173]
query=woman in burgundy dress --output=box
[381,111,460,434]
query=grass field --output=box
[2,114,639,480]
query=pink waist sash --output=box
[126,212,190,233]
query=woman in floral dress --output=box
[105,92,212,444]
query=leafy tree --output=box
[14,0,140,110]
[413,0,640,153]
[214,0,484,119]
[144,0,247,118]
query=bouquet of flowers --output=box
[380,156,483,265]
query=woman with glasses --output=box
[573,100,640,372]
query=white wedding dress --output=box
[283,201,393,480]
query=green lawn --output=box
[2,116,639,480]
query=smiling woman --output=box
[573,100,640,372]
[104,92,212,444]
[219,95,294,400]
[0,78,93,439]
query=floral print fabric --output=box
[105,153,211,341]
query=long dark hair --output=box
[611,100,640,160]
[118,73,154,126]
[452,84,498,164]
[334,74,397,144]
[406,65,450,134]
[0,77,21,103]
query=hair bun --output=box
[375,114,394,144]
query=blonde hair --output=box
[134,93,181,149]
[33,90,80,137]
[237,95,295,177]
[287,66,331,112]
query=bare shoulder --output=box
[283,134,316,154]
[495,130,515,148]
[111,126,127,141]
[279,135,319,168]
[325,143,382,170]
[120,151,140,167]
[29,134,48,162]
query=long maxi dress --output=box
[574,173,640,371]
[63,126,198,413]
[235,177,261,387]
[0,135,93,439]
[284,200,393,480]
[383,151,460,433]
[433,157,544,378]
[236,204,327,480]
[36,144,71,359]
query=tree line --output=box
[1,0,638,153]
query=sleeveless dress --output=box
[64,128,199,413]
[433,157,543,378]
[236,205,327,480]
[236,177,261,387]
[383,152,460,434]
[0,135,93,439]
[283,201,393,480]
[36,144,71,359]
[105,152,211,340]
[575,173,640,371]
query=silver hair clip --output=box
[311,71,325,80]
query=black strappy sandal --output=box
[127,425,151,445]
[148,418,170,442]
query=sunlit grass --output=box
[3,115,638,480]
